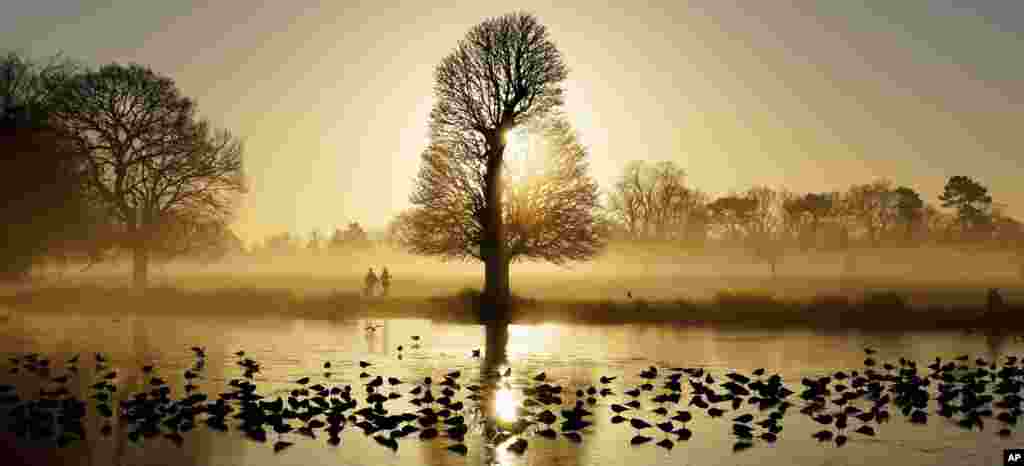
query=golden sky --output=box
[6,1,1022,244]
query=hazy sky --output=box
[5,1,1021,244]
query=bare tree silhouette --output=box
[844,179,897,248]
[606,160,707,241]
[421,11,569,321]
[48,63,246,289]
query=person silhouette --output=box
[380,267,391,297]
[364,268,379,297]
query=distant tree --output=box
[988,205,1023,248]
[707,195,758,244]
[780,191,805,245]
[743,186,787,277]
[607,160,704,241]
[148,212,241,263]
[892,186,924,242]
[342,222,374,250]
[397,113,603,270]
[263,232,297,255]
[425,11,569,320]
[922,203,956,244]
[939,175,993,239]
[49,63,246,288]
[744,186,783,242]
[307,229,321,254]
[344,222,369,245]
[683,203,711,246]
[607,161,647,239]
[844,179,896,247]
[783,192,835,250]
[329,228,344,250]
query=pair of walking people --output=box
[364,267,391,297]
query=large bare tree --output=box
[49,63,245,288]
[427,12,568,320]
[398,113,603,306]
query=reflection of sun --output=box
[495,387,519,422]
[507,324,560,356]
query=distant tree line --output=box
[602,160,1021,252]
[246,221,375,257]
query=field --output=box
[3,245,1021,332]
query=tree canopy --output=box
[48,62,246,287]
[0,52,97,281]
[939,175,993,235]
[397,113,603,266]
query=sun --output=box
[494,387,520,423]
[503,126,531,185]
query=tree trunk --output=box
[483,141,510,324]
[132,243,149,290]
[131,210,151,290]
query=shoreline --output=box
[0,285,1018,333]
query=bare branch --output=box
[398,113,603,264]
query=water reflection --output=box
[362,319,389,355]
[479,322,509,465]
[494,388,519,423]
[2,310,1023,466]
[986,332,1010,363]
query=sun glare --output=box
[504,127,530,185]
[494,387,519,423]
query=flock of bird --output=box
[1,342,1024,459]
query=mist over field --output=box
[25,244,1021,307]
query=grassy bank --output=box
[1,284,1021,332]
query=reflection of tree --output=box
[480,322,509,427]
[417,325,504,466]
[54,334,95,465]
[101,317,226,466]
[477,322,508,465]
[185,340,236,466]
[475,322,590,466]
